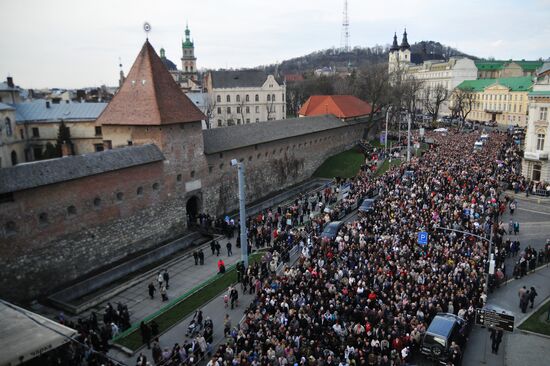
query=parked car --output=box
[421,313,468,365]
[320,221,344,241]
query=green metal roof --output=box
[457,76,533,92]
[475,60,543,72]
[529,91,550,97]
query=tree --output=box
[55,121,73,156]
[354,63,392,123]
[42,142,59,159]
[423,84,449,123]
[450,87,475,126]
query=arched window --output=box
[272,94,275,101]
[5,117,12,136]
[267,94,271,102]
[245,94,250,102]
[236,95,240,102]
[216,95,221,103]
[226,95,231,102]
[255,94,259,102]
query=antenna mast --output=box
[340,0,350,52]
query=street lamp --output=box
[434,225,494,296]
[231,159,249,268]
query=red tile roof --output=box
[97,40,205,126]
[298,95,372,119]
[284,74,305,82]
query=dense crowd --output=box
[206,130,516,366]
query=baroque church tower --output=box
[181,24,197,81]
[388,29,411,74]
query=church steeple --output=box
[400,28,410,50]
[390,32,399,52]
[181,23,197,81]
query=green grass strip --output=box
[314,147,365,179]
[518,297,550,336]
[113,253,262,351]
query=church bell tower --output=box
[181,24,197,81]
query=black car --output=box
[421,313,467,364]
[358,199,376,214]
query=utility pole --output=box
[231,159,248,268]
[407,113,412,162]
[340,0,350,52]
[385,106,392,156]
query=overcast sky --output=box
[1,0,549,89]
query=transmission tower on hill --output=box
[340,0,350,52]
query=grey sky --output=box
[1,0,549,89]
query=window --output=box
[19,129,24,139]
[226,95,231,102]
[272,94,275,101]
[190,170,195,178]
[537,134,545,151]
[95,126,102,136]
[116,192,124,201]
[237,107,241,114]
[246,94,250,102]
[236,95,240,102]
[217,107,221,114]
[177,174,182,182]
[540,107,548,121]
[282,93,285,102]
[246,118,250,123]
[5,221,16,236]
[256,118,259,122]
[246,106,250,114]
[237,119,241,124]
[217,119,222,127]
[67,205,77,216]
[255,94,259,102]
[267,94,271,102]
[255,106,260,113]
[93,197,101,207]
[5,117,12,136]
[38,212,48,225]
[137,186,143,195]
[227,107,231,114]
[533,164,542,181]
[94,144,104,152]
[216,95,221,103]
[209,166,213,173]
[152,182,160,190]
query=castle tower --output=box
[181,24,197,81]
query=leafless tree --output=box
[355,63,392,123]
[204,93,217,129]
[423,84,449,123]
[450,87,475,127]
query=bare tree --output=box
[450,87,475,127]
[355,63,392,123]
[423,84,449,123]
[204,93,217,129]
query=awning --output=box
[0,300,77,366]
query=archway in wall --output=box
[11,151,18,166]
[186,196,200,226]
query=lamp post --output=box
[385,106,392,156]
[231,159,248,268]
[434,225,494,296]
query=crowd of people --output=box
[205,130,519,365]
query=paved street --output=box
[462,192,550,366]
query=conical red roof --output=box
[97,40,205,126]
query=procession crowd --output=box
[205,130,518,365]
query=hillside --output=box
[262,41,478,75]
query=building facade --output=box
[205,70,286,128]
[522,62,550,182]
[455,77,532,126]
[475,60,543,79]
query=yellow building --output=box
[455,76,532,127]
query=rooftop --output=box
[96,40,204,126]
[475,60,544,72]
[14,100,107,124]
[0,144,164,194]
[298,95,373,119]
[457,76,533,92]
[203,114,359,154]
[209,70,281,89]
[0,102,15,111]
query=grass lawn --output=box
[375,159,402,177]
[314,147,364,179]
[114,253,262,351]
[518,297,550,336]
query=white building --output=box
[205,70,286,128]
[388,30,478,115]
[522,62,550,182]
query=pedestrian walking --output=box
[226,241,232,256]
[513,221,520,235]
[139,321,151,349]
[160,284,168,302]
[193,250,199,265]
[223,314,231,337]
[157,272,164,288]
[210,240,216,256]
[199,249,205,265]
[520,288,530,313]
[148,282,156,299]
[508,219,513,235]
[230,286,239,309]
[529,286,538,308]
[490,329,503,354]
[509,200,516,215]
[163,269,170,289]
[215,241,221,256]
[218,259,225,274]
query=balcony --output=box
[524,151,549,161]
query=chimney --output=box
[7,77,14,88]
[61,141,73,157]
[46,101,50,108]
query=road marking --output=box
[517,207,550,216]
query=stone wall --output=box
[0,119,377,302]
